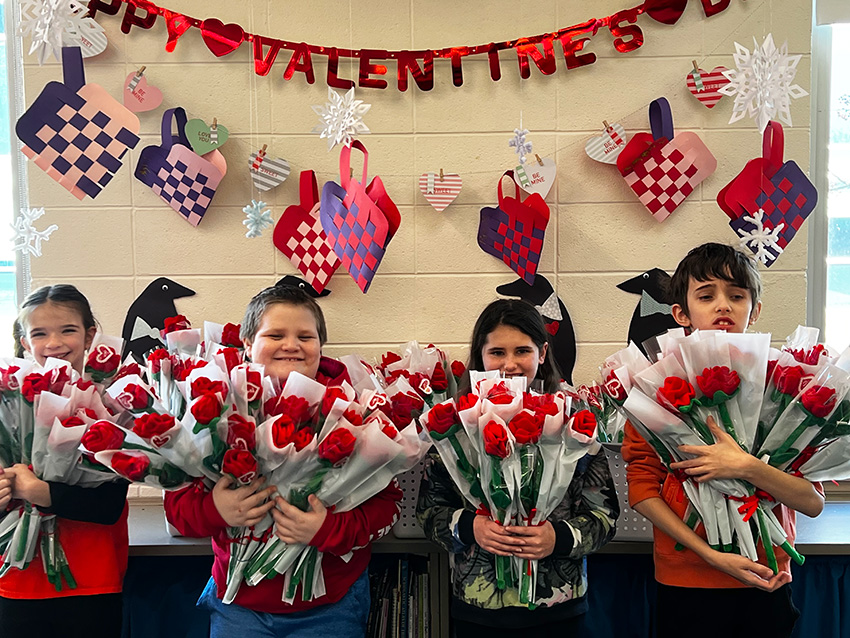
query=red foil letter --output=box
[516,38,557,79]
[326,48,355,89]
[163,10,192,52]
[253,35,283,76]
[701,0,731,16]
[449,48,468,87]
[487,43,501,81]
[359,50,389,89]
[397,51,434,91]
[120,3,157,34]
[559,23,597,70]
[283,43,315,83]
[609,9,644,53]
[87,0,122,19]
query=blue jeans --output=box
[197,570,370,638]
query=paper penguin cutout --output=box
[121,277,196,362]
[618,269,680,355]
[274,275,331,298]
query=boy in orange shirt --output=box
[622,243,824,638]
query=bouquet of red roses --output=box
[377,341,458,408]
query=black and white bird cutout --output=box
[121,278,196,362]
[274,275,330,298]
[496,275,576,385]
[617,268,680,355]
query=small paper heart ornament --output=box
[185,119,230,155]
[514,158,556,198]
[249,152,291,191]
[686,66,730,109]
[585,123,628,164]
[123,72,163,112]
[418,172,462,212]
[64,17,108,57]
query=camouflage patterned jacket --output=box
[416,447,619,626]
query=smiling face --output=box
[672,276,761,334]
[481,324,547,381]
[245,303,322,382]
[21,301,96,373]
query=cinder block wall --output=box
[24,0,812,385]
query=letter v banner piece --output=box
[320,141,400,293]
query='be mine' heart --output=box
[418,172,462,212]
[585,123,628,164]
[200,19,245,57]
[123,72,163,113]
[515,158,556,198]
[686,66,730,109]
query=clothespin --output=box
[535,154,543,166]
[127,66,145,92]
[439,168,444,181]
[603,120,624,147]
[691,60,704,91]
[210,118,219,145]
[251,144,267,170]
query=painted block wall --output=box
[23,0,812,387]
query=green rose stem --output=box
[487,458,514,591]
[768,414,824,468]
[678,403,713,444]
[755,507,779,574]
[14,503,32,563]
[517,446,541,606]
[429,425,485,504]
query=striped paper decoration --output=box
[66,17,108,58]
[686,66,730,109]
[249,152,291,191]
[585,122,627,164]
[418,172,462,212]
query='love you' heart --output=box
[418,172,462,212]
[249,151,291,192]
[515,158,557,198]
[199,19,245,57]
[185,119,230,155]
[585,123,628,164]
[686,66,730,109]
[123,71,163,113]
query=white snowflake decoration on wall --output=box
[719,34,808,133]
[735,208,785,265]
[312,87,371,151]
[509,128,533,164]
[11,207,58,257]
[20,0,102,65]
[242,200,273,238]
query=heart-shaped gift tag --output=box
[200,18,245,57]
[64,16,108,57]
[585,123,628,164]
[418,172,462,212]
[249,151,291,191]
[185,119,230,155]
[123,71,163,112]
[686,66,730,109]
[514,158,556,198]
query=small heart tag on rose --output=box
[514,158,556,198]
[585,123,628,164]
[418,172,462,212]
[249,151,291,191]
[686,66,730,109]
[186,119,230,155]
[151,433,171,448]
[123,72,163,112]
[200,18,245,57]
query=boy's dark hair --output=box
[462,299,562,394]
[668,243,762,315]
[240,285,328,345]
[16,284,97,355]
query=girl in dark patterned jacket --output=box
[417,299,619,637]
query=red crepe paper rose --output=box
[115,362,142,382]
[766,359,779,386]
[21,372,51,403]
[381,352,402,370]
[74,379,94,391]
[60,416,85,428]
[0,365,20,392]
[382,424,399,439]
[343,408,363,425]
[450,360,466,379]
[85,344,121,378]
[222,449,257,484]
[775,366,805,397]
[318,428,356,466]
[788,344,827,365]
[118,383,153,410]
[508,410,544,445]
[191,393,222,425]
[696,366,740,398]
[321,386,348,416]
[220,323,242,348]
[76,408,98,420]
[133,413,176,440]
[430,363,448,392]
[110,452,150,481]
[291,427,314,451]
[190,377,227,400]
[425,402,459,435]
[172,359,207,382]
[801,385,837,418]
[271,415,296,448]
[81,421,125,452]
[49,367,70,392]
[246,370,262,403]
[571,409,597,438]
[603,371,627,401]
[482,420,510,458]
[147,349,170,374]
[264,395,312,423]
[390,392,425,426]
[522,393,558,416]
[217,347,242,373]
[456,393,478,412]
[486,382,514,405]
[656,377,696,410]
[226,414,256,451]
[162,315,191,335]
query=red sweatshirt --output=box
[164,357,403,613]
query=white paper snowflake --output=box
[242,200,273,238]
[20,0,95,65]
[11,207,58,257]
[735,209,785,265]
[719,34,808,133]
[509,128,533,164]
[312,87,371,151]
[838,94,850,121]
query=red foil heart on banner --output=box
[643,0,688,25]
[200,18,245,57]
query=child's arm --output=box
[672,417,824,518]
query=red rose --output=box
[85,344,121,378]
[191,393,223,425]
[318,427,356,466]
[0,365,20,392]
[775,366,805,397]
[322,386,348,416]
[382,424,399,439]
[508,410,544,445]
[264,395,312,424]
[788,344,827,365]
[271,415,296,448]
[696,366,740,399]
[76,408,98,420]
[110,452,150,481]
[173,359,207,382]
[571,409,597,439]
[118,383,153,410]
[522,393,558,416]
[222,449,257,484]
[115,362,142,382]
[406,372,431,396]
[485,382,514,405]
[656,377,696,410]
[73,379,94,391]
[226,414,256,451]
[21,372,51,403]
[766,359,779,386]
[147,349,170,374]
[482,420,510,458]
[456,393,478,412]
[603,371,627,402]
[221,323,243,348]
[291,427,314,451]
[49,367,70,393]
[190,377,228,400]
[381,352,402,370]
[430,363,448,393]
[162,315,191,335]
[217,347,242,373]
[81,420,125,453]
[343,408,363,425]
[133,413,176,441]
[246,370,262,403]
[60,416,86,428]
[450,360,466,379]
[801,385,837,418]
[390,392,425,427]
[425,402,460,435]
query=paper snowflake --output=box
[20,0,95,65]
[11,207,58,257]
[509,128,533,164]
[838,95,850,121]
[735,209,785,265]
[242,200,273,238]
[719,34,808,132]
[312,87,371,151]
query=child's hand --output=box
[504,521,557,559]
[9,464,51,507]
[272,494,327,544]
[212,475,276,527]
[708,551,792,591]
[473,516,524,556]
[0,467,13,510]
[672,416,755,482]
